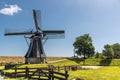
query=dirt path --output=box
[81,66,103,69]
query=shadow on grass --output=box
[5,63,25,70]
[99,59,112,66]
[67,58,85,64]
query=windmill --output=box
[4,10,65,64]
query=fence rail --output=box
[2,64,84,80]
[49,65,82,71]
[4,66,69,80]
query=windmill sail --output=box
[4,9,65,64]
[4,29,34,36]
[33,10,42,31]
[43,30,65,39]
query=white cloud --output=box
[0,4,22,16]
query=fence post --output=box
[69,66,70,71]
[51,68,54,80]
[64,66,66,71]
[48,66,51,80]
[65,70,69,80]
[49,66,54,80]
[15,67,17,78]
[58,66,60,72]
[25,66,29,78]
[38,69,41,79]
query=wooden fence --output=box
[4,66,69,80]
[49,65,82,71]
[0,63,14,66]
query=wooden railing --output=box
[4,66,69,80]
[49,65,82,71]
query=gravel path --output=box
[81,66,103,69]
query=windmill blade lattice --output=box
[4,9,65,64]
[33,10,42,31]
[43,30,65,39]
[4,29,34,36]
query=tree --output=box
[73,34,95,58]
[112,43,120,58]
[102,43,120,59]
[102,44,114,59]
[94,52,100,58]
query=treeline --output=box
[73,34,120,59]
[95,43,120,59]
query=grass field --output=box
[69,66,120,80]
[4,66,120,80]
[0,56,66,64]
[2,57,120,80]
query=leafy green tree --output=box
[102,44,114,59]
[73,34,95,58]
[94,52,100,58]
[102,43,120,59]
[112,43,120,58]
[94,52,106,59]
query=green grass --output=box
[50,59,78,66]
[17,64,48,68]
[0,66,4,70]
[49,58,101,66]
[4,78,27,80]
[48,58,120,80]
[4,64,48,73]
[3,58,120,73]
[5,66,120,80]
[3,58,120,70]
[69,66,120,80]
[54,58,120,66]
[3,58,120,80]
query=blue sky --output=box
[0,0,120,57]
